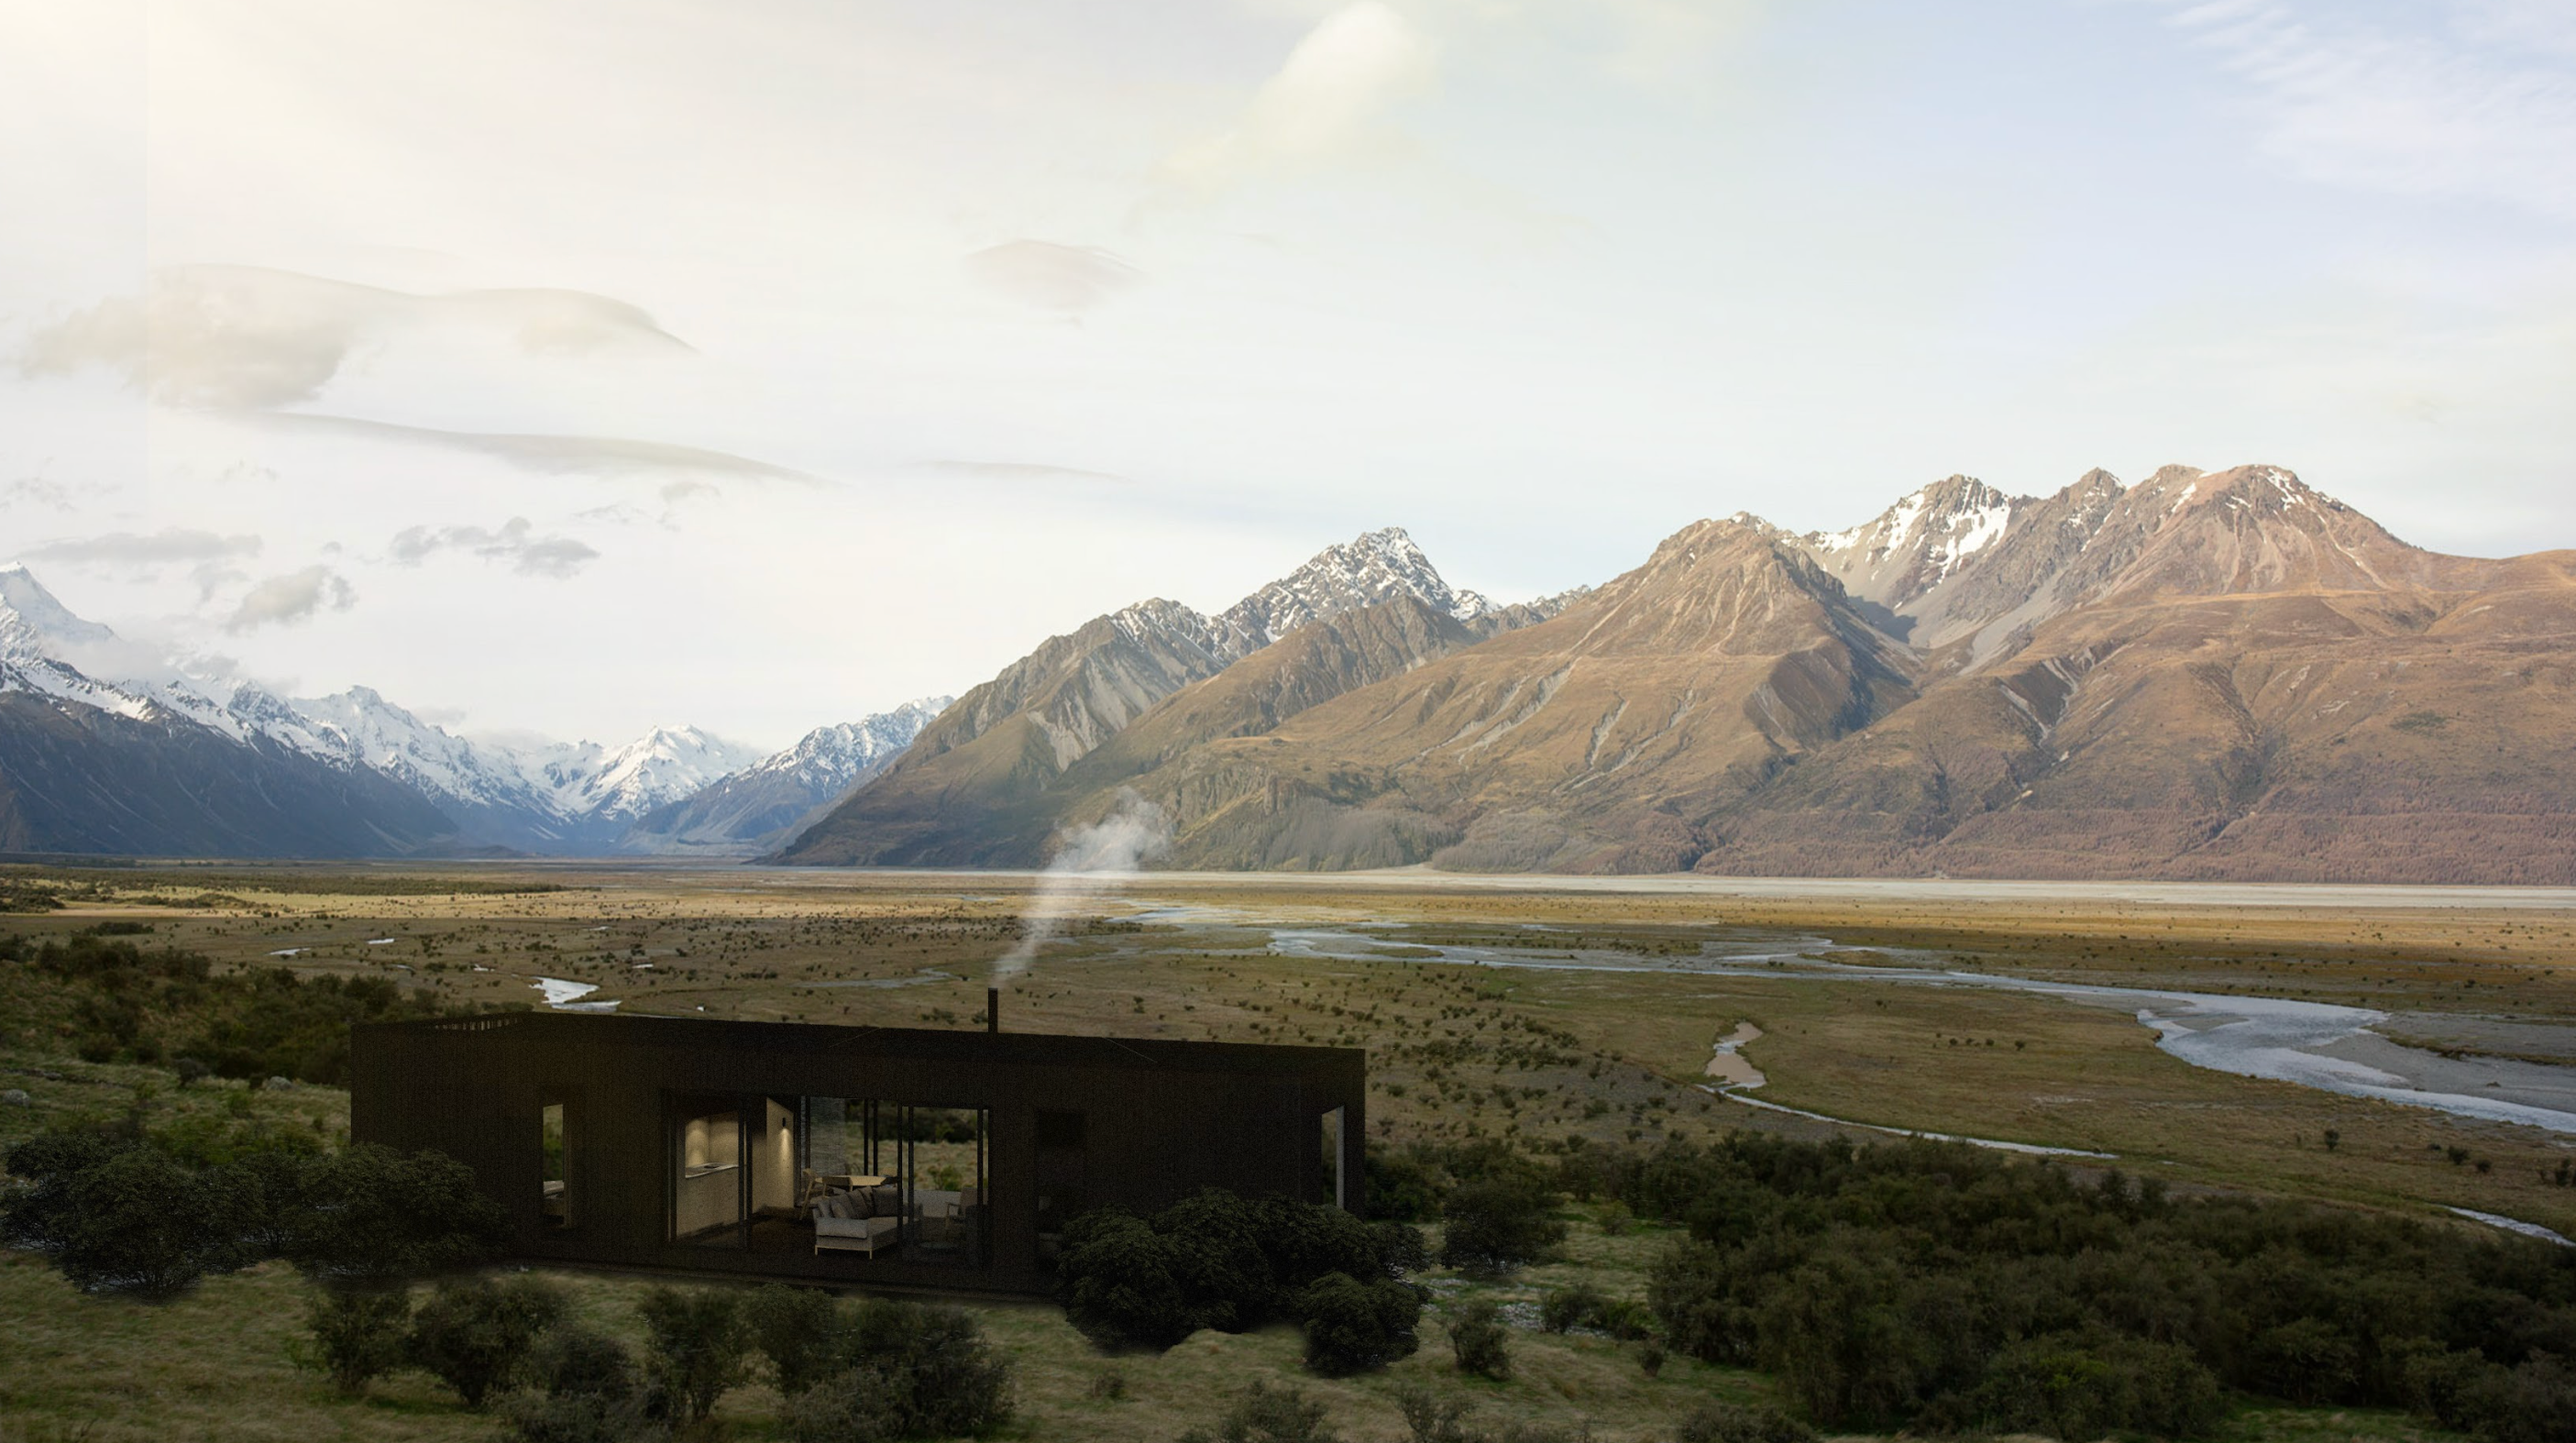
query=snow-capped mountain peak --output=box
[0,564,116,658]
[545,724,766,823]
[1800,476,2023,612]
[1216,525,1492,652]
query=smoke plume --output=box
[993,791,1171,984]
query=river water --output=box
[1242,920,2576,1136]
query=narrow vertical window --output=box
[1320,1106,1345,1211]
[541,1101,572,1229]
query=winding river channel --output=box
[1229,920,2576,1137]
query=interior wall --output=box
[756,1098,797,1210]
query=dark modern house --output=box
[348,1011,1367,1295]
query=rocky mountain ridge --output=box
[788,464,2576,883]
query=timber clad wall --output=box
[349,1013,1367,1296]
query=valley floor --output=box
[4,863,2572,1437]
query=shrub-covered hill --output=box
[0,928,471,1085]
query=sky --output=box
[1,0,2571,751]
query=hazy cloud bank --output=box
[390,517,599,578]
[225,566,357,633]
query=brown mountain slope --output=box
[772,599,1241,866]
[1705,467,2575,882]
[1118,521,1919,872]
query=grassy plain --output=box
[2,862,2570,1439]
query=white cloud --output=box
[964,241,1142,314]
[388,517,600,578]
[20,265,688,410]
[2163,0,2576,217]
[1158,1,1437,193]
[250,413,812,484]
[224,566,358,633]
[25,528,262,566]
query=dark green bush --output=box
[1300,1272,1422,1375]
[1177,1380,1342,1443]
[300,1286,413,1395]
[2,1120,141,1250]
[1672,1401,1814,1443]
[1056,1189,1426,1358]
[745,1283,847,1395]
[1539,1282,1650,1339]
[53,1145,248,1294]
[1948,1334,2225,1440]
[287,1144,511,1287]
[1612,1131,2576,1441]
[637,1285,754,1425]
[781,1299,1014,1441]
[10,932,454,1082]
[1447,1296,1512,1380]
[407,1274,567,1408]
[1367,1143,1443,1222]
[503,1327,663,1443]
[1438,1176,1566,1275]
[1395,1383,1595,1443]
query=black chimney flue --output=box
[987,986,999,1033]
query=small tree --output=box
[637,1285,754,1425]
[1300,1272,1422,1375]
[1447,1297,1512,1381]
[300,1287,413,1395]
[408,1275,568,1408]
[744,1283,848,1396]
[1438,1177,1565,1276]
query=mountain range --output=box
[0,564,941,858]
[782,466,2576,884]
[11,468,2573,883]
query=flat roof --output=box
[359,1010,1361,1075]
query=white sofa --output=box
[812,1192,901,1256]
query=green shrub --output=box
[300,1286,413,1395]
[1059,1208,1196,1348]
[637,1285,754,1425]
[1438,1176,1565,1275]
[287,1144,510,1287]
[53,1145,256,1295]
[1538,1282,1648,1339]
[504,1327,663,1443]
[1299,1272,1422,1375]
[2,1121,141,1251]
[2458,1352,2576,1443]
[1615,1131,2576,1438]
[1367,1144,1443,1222]
[745,1283,847,1395]
[1057,1189,1427,1356]
[781,1299,1014,1440]
[1672,1401,1814,1443]
[407,1274,567,1408]
[1447,1296,1512,1380]
[1177,1381,1342,1443]
[1954,1335,2224,1440]
[1394,1384,1593,1443]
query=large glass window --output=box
[800,1097,987,1266]
[1034,1108,1086,1269]
[667,1092,989,1264]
